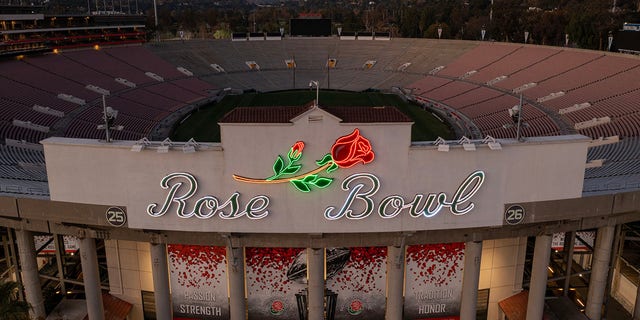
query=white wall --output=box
[479,237,527,319]
[105,240,153,320]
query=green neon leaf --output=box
[273,156,284,175]
[316,154,333,166]
[281,164,302,175]
[312,177,333,188]
[303,174,318,183]
[291,180,311,192]
[327,163,339,173]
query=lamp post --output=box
[309,81,319,106]
[97,95,123,142]
[503,94,528,142]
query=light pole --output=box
[503,94,527,141]
[97,95,123,142]
[309,81,319,106]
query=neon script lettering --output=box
[324,171,485,220]
[147,172,269,220]
[147,171,485,221]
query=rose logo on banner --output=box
[233,128,375,192]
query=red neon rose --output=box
[290,141,304,159]
[331,129,374,168]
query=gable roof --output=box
[219,104,412,124]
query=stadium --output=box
[1,6,640,320]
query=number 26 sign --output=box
[504,205,525,225]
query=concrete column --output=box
[15,229,46,319]
[633,278,640,320]
[307,248,325,320]
[460,241,483,319]
[526,234,552,320]
[79,236,105,320]
[150,243,172,320]
[227,246,246,320]
[585,225,616,320]
[385,245,405,320]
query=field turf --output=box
[171,91,454,142]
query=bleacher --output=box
[0,43,217,197]
[1,38,640,197]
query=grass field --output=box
[171,90,455,142]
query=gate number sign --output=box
[504,205,525,225]
[106,207,127,227]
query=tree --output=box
[0,281,30,320]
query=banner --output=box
[552,231,595,252]
[168,245,229,319]
[404,243,465,320]
[34,235,78,254]
[326,247,387,320]
[246,247,307,319]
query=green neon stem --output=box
[233,163,332,184]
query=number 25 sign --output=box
[106,207,127,227]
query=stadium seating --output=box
[1,39,640,196]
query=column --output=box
[385,245,405,320]
[79,236,105,320]
[633,278,640,320]
[15,229,46,319]
[307,248,325,320]
[526,234,552,320]
[150,243,172,320]
[227,246,246,320]
[585,225,616,320]
[460,241,483,319]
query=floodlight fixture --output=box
[434,137,449,152]
[458,136,476,151]
[131,137,150,152]
[182,138,199,153]
[482,135,502,150]
[157,138,172,153]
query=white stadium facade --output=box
[0,35,640,320]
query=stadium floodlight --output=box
[458,136,476,151]
[97,95,123,143]
[309,80,319,106]
[157,138,172,153]
[131,137,151,152]
[482,136,502,150]
[503,94,527,141]
[434,137,449,152]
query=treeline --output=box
[45,0,640,50]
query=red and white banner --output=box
[326,247,387,320]
[245,247,307,319]
[168,245,229,319]
[34,235,78,254]
[552,231,595,252]
[403,243,465,320]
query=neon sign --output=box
[324,171,485,220]
[147,172,270,220]
[146,171,486,221]
[233,129,375,192]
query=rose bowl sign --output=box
[146,128,486,222]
